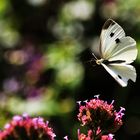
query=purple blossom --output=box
[0,114,56,140]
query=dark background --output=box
[0,0,140,139]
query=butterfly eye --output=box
[110,32,114,37]
[115,38,120,44]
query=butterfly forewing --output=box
[107,36,137,63]
[100,19,125,59]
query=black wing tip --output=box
[102,19,115,29]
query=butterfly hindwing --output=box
[101,63,136,87]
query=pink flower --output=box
[78,129,114,140]
[78,129,93,140]
[101,134,114,140]
[77,96,125,135]
[0,114,56,140]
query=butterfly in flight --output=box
[92,19,138,87]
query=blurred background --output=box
[0,0,140,139]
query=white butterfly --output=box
[92,19,138,87]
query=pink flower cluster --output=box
[0,96,125,140]
[78,129,114,140]
[77,96,125,140]
[0,114,56,140]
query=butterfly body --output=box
[96,59,125,65]
[92,19,138,87]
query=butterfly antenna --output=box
[84,59,94,63]
[83,52,98,66]
[91,52,98,60]
[84,59,96,67]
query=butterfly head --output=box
[96,59,104,65]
